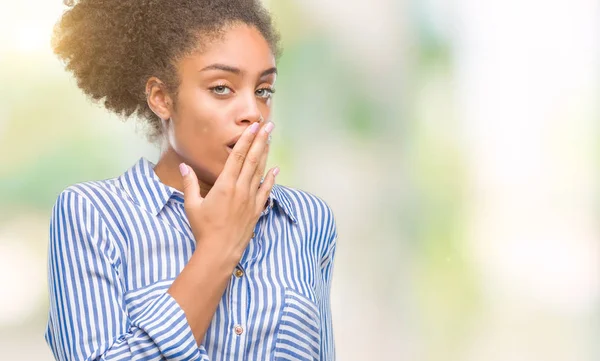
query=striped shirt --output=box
[45,157,337,361]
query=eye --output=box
[210,85,232,95]
[256,87,275,99]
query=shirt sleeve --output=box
[45,190,210,361]
[318,210,338,361]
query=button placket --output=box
[229,266,249,360]
[228,217,267,358]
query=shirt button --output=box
[234,325,244,335]
[252,231,255,238]
[234,268,244,278]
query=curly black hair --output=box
[53,0,281,141]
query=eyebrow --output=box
[200,64,277,78]
[259,67,278,78]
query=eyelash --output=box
[256,87,276,98]
[208,84,276,98]
[208,84,230,96]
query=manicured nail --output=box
[179,163,189,176]
[250,122,260,134]
[273,167,280,176]
[264,122,275,134]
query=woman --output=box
[45,1,337,360]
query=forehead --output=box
[180,23,275,73]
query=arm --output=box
[45,190,210,361]
[319,224,338,361]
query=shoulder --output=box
[50,178,127,229]
[60,177,121,199]
[53,177,125,211]
[49,180,120,248]
[273,184,337,254]
[273,184,336,225]
[49,180,125,267]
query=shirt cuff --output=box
[134,292,207,361]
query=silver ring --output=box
[267,134,272,145]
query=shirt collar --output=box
[119,157,297,223]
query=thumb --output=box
[179,163,204,207]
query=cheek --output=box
[260,102,273,120]
[168,96,213,150]
[174,90,216,135]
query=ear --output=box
[145,77,174,121]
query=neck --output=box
[154,147,213,198]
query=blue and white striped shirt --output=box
[45,157,337,361]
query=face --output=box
[152,23,276,186]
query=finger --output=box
[250,142,269,192]
[221,122,261,181]
[238,121,274,187]
[179,163,204,208]
[256,166,279,212]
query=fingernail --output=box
[179,163,189,176]
[250,122,260,134]
[273,167,280,176]
[264,122,275,134]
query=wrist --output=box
[192,240,241,275]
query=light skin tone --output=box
[145,23,278,345]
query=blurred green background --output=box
[0,1,598,360]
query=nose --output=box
[235,93,263,126]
